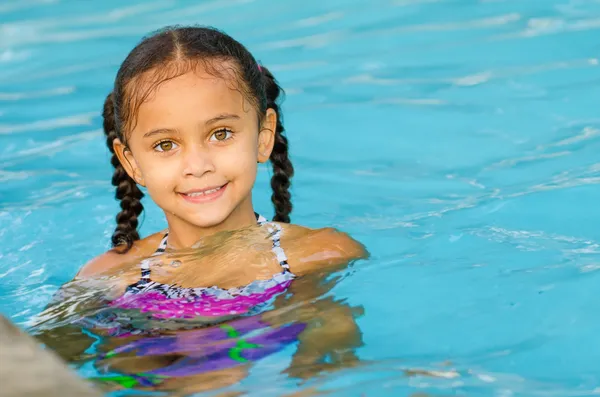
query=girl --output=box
[35,25,367,393]
[80,24,365,291]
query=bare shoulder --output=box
[76,232,166,279]
[280,223,368,276]
[284,224,367,257]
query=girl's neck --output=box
[164,198,258,249]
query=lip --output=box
[178,183,228,204]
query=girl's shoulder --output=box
[278,223,368,275]
[281,223,361,245]
[76,231,167,279]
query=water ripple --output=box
[1,0,600,396]
[0,86,75,101]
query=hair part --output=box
[102,25,293,253]
[121,57,259,136]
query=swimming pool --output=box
[2,0,600,395]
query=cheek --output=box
[138,156,179,187]
[223,141,258,177]
[219,152,256,180]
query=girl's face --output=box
[115,65,276,234]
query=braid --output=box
[102,93,144,253]
[260,67,294,223]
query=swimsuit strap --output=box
[256,214,291,273]
[138,233,168,284]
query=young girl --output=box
[78,25,366,294]
[34,25,367,393]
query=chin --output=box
[188,207,235,228]
[188,214,229,228]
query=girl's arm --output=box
[268,271,366,381]
[286,296,365,380]
[32,235,157,362]
[29,278,118,363]
[282,226,368,276]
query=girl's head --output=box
[103,26,293,252]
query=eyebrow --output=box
[143,128,177,138]
[142,114,241,138]
[205,113,240,125]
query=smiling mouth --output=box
[178,183,228,203]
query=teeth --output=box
[186,186,221,197]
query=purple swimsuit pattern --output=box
[92,315,307,389]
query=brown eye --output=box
[210,129,233,142]
[161,141,173,150]
[154,140,177,152]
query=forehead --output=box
[125,62,257,134]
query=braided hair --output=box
[102,93,144,252]
[260,67,293,223]
[103,26,293,253]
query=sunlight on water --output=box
[1,0,600,395]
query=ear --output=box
[257,108,277,163]
[113,138,145,186]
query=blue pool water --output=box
[2,0,600,395]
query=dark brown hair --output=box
[102,26,293,252]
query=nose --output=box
[181,144,215,177]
